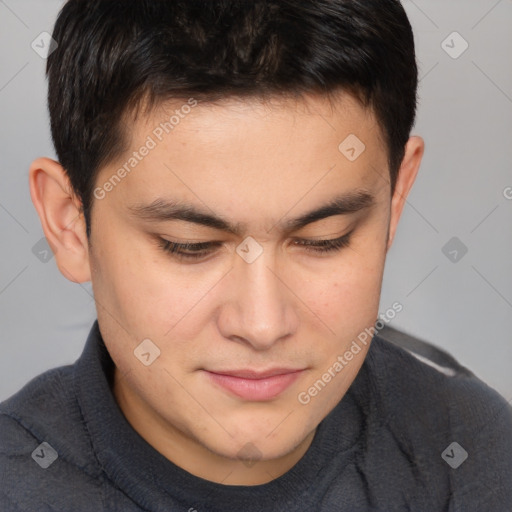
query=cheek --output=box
[301,250,386,338]
[89,231,169,332]
[105,250,226,343]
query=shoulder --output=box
[370,327,511,428]
[0,365,104,509]
[367,328,512,508]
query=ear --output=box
[386,136,424,251]
[28,157,91,283]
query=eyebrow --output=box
[127,190,374,236]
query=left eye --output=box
[158,233,352,261]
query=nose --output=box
[217,244,298,351]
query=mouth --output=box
[204,368,305,401]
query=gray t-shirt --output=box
[1,320,511,511]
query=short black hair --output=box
[47,0,418,239]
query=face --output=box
[35,91,422,484]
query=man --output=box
[1,0,511,510]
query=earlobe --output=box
[28,157,91,283]
[386,136,425,251]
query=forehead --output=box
[129,90,383,154]
[96,91,388,222]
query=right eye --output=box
[158,239,222,260]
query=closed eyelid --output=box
[156,231,354,262]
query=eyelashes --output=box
[157,233,352,261]
[158,240,222,260]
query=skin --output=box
[28,91,424,485]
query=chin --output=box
[209,418,310,462]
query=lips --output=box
[210,367,303,379]
[204,368,305,401]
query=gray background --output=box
[0,0,511,402]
